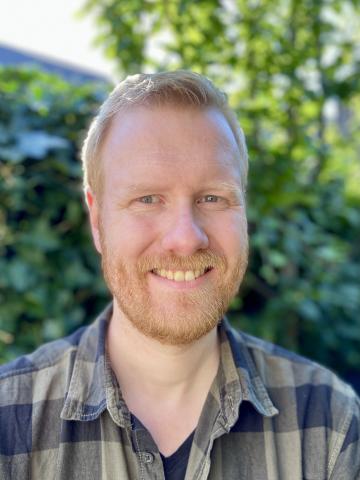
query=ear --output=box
[85,187,102,254]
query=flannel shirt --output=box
[0,304,359,479]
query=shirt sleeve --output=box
[329,393,360,480]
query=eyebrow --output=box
[124,183,171,194]
[211,181,242,194]
[199,181,244,200]
[126,180,241,195]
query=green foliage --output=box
[238,180,360,372]
[80,0,360,375]
[0,68,110,361]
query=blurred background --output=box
[0,0,359,392]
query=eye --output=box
[205,195,219,203]
[197,194,230,210]
[198,195,221,203]
[138,195,160,204]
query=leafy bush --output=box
[234,178,360,375]
[0,68,110,361]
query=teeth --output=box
[153,268,209,281]
[174,271,185,281]
[185,271,195,281]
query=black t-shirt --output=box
[160,431,195,480]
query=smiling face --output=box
[87,105,248,345]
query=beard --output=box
[100,238,248,345]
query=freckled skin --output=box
[87,105,248,345]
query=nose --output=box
[161,205,209,256]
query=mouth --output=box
[150,267,213,282]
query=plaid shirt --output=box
[1,304,359,479]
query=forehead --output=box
[100,105,241,190]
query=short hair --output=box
[81,70,248,196]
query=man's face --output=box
[87,105,248,345]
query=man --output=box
[0,71,359,480]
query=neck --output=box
[106,301,220,402]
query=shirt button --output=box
[143,452,154,464]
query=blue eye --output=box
[139,195,159,204]
[199,195,219,203]
[205,195,218,202]
[197,195,229,208]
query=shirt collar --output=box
[61,305,278,424]
[217,317,278,426]
[60,303,129,424]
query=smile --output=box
[151,268,212,282]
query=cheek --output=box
[104,213,159,254]
[209,212,248,255]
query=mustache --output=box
[137,251,227,273]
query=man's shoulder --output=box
[225,324,360,477]
[0,325,89,404]
[226,322,359,408]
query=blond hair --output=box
[81,70,248,196]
